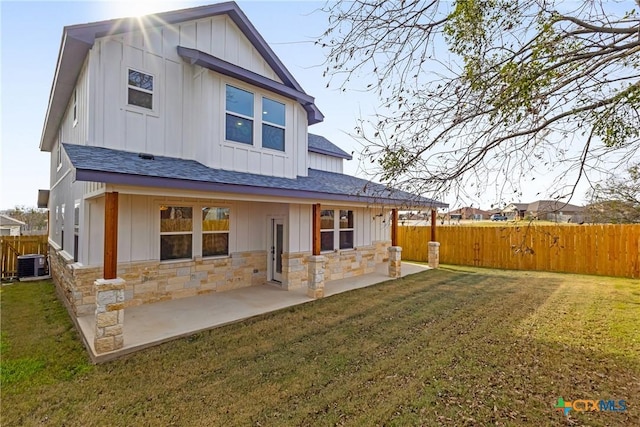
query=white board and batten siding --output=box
[82,197,390,266]
[287,204,391,254]
[85,195,289,266]
[308,152,343,173]
[87,14,309,180]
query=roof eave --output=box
[177,46,323,125]
[308,146,352,160]
[73,168,445,207]
[40,33,91,152]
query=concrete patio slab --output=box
[77,262,429,362]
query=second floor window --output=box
[128,69,153,110]
[262,97,285,151]
[225,85,287,151]
[226,85,254,145]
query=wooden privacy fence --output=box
[399,224,640,279]
[1,235,49,279]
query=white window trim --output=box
[222,80,289,152]
[60,204,65,250]
[224,84,255,146]
[159,205,194,262]
[320,209,334,253]
[261,96,286,153]
[56,143,62,171]
[72,89,78,127]
[201,206,230,259]
[320,209,355,253]
[126,67,157,114]
[157,203,234,262]
[338,209,355,250]
[73,200,80,262]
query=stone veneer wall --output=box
[49,245,267,316]
[281,252,310,290]
[281,240,391,289]
[323,241,389,282]
[49,245,102,316]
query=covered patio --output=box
[76,262,429,362]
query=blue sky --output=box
[1,0,380,210]
[1,0,612,211]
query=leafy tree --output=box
[587,163,640,223]
[320,0,640,203]
[3,206,48,231]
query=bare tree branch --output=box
[320,0,640,205]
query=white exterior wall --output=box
[81,196,391,267]
[308,152,343,173]
[85,15,308,179]
[189,71,307,178]
[49,133,85,260]
[60,58,90,146]
[49,55,90,256]
[85,195,289,266]
[287,204,391,254]
[288,204,312,253]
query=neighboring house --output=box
[502,203,529,220]
[526,200,584,222]
[0,214,25,236]
[447,207,491,221]
[502,200,585,222]
[39,1,447,351]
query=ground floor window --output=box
[339,210,354,249]
[321,209,354,251]
[60,204,65,251]
[159,204,232,261]
[160,206,193,261]
[73,201,80,262]
[202,207,229,257]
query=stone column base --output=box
[307,255,325,298]
[428,241,440,269]
[388,246,402,278]
[94,278,125,354]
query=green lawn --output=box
[1,267,638,426]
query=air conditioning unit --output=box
[17,254,46,279]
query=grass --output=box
[1,268,638,426]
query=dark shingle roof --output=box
[308,134,352,160]
[527,200,583,213]
[63,144,446,208]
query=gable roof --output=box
[527,200,583,213]
[40,1,323,152]
[62,144,447,208]
[505,203,529,211]
[308,134,352,160]
[448,207,491,216]
[0,214,26,227]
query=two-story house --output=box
[39,2,446,354]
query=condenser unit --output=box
[17,254,46,279]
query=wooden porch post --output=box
[430,209,437,242]
[104,192,118,280]
[312,203,321,256]
[391,208,398,247]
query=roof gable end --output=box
[40,1,323,152]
